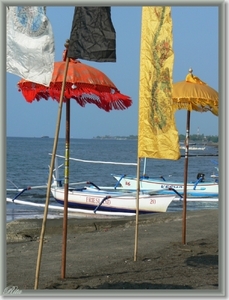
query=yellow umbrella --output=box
[173,69,218,115]
[172,69,218,244]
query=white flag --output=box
[7,6,55,86]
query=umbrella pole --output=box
[61,98,70,279]
[182,110,191,245]
[134,157,141,261]
[34,57,70,290]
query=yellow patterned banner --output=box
[138,7,180,160]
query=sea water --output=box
[6,137,219,222]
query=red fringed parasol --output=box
[17,53,132,112]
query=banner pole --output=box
[34,56,70,290]
[134,157,141,261]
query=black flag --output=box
[67,7,116,62]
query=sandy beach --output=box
[5,209,222,296]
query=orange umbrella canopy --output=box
[17,58,132,112]
[172,70,218,116]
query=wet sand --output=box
[5,209,221,296]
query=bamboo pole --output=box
[143,157,147,176]
[34,56,70,290]
[182,110,191,245]
[61,98,70,278]
[134,157,141,261]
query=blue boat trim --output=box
[54,198,156,215]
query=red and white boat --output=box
[51,185,175,214]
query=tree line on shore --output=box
[94,134,218,143]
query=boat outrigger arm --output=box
[193,174,206,189]
[12,187,32,201]
[168,188,183,199]
[94,195,112,213]
[10,184,49,201]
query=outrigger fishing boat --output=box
[50,183,176,214]
[51,155,218,204]
[6,154,219,220]
[7,179,176,216]
[49,155,219,210]
[6,173,218,221]
[112,172,218,197]
[179,146,206,151]
[49,167,217,213]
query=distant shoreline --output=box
[92,136,218,146]
[6,136,218,147]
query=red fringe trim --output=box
[18,82,132,111]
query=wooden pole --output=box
[143,157,147,176]
[182,110,191,245]
[134,157,141,261]
[61,98,70,278]
[34,56,70,290]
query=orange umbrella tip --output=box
[185,69,206,85]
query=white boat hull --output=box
[179,146,206,150]
[112,175,218,196]
[51,187,175,214]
